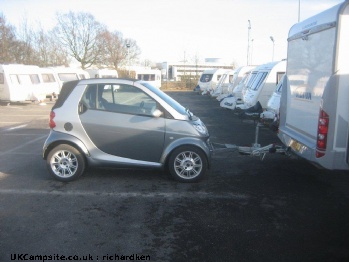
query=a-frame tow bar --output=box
[211,122,290,160]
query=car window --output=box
[82,83,158,117]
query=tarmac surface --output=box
[0,91,348,262]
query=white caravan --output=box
[260,75,284,128]
[210,69,235,97]
[50,67,90,92]
[86,68,118,79]
[220,69,257,110]
[0,64,46,102]
[197,68,226,94]
[136,69,161,88]
[216,65,256,101]
[239,60,286,111]
[278,1,349,170]
[39,67,60,99]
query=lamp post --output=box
[126,42,130,76]
[270,36,275,61]
[250,39,254,65]
[247,20,251,65]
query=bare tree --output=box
[0,14,19,63]
[53,11,106,69]
[16,17,39,65]
[99,30,141,70]
[33,26,70,67]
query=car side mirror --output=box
[152,109,163,118]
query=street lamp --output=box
[270,36,275,61]
[126,42,131,76]
[250,39,254,65]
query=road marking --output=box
[0,135,47,156]
[4,124,27,131]
[0,188,249,200]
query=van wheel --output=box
[168,146,207,183]
[47,144,85,182]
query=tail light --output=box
[316,108,329,158]
[49,111,56,128]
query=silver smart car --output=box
[43,78,212,182]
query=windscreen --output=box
[141,82,187,116]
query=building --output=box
[159,58,236,81]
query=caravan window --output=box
[138,74,156,81]
[276,72,285,85]
[30,74,40,84]
[200,74,213,82]
[58,73,79,81]
[229,75,234,83]
[17,75,32,85]
[250,72,268,91]
[10,75,20,84]
[42,74,56,83]
[246,72,258,88]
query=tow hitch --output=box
[211,122,289,160]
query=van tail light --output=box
[49,111,56,129]
[316,108,329,158]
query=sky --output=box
[0,0,344,67]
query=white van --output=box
[0,64,46,102]
[86,68,118,79]
[197,68,226,94]
[210,69,235,97]
[239,60,286,110]
[278,1,349,170]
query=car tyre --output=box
[168,146,207,183]
[47,144,85,182]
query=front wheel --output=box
[46,144,86,182]
[168,146,208,183]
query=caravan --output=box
[220,69,257,110]
[210,70,235,97]
[217,65,256,101]
[0,64,46,102]
[196,68,226,95]
[260,75,284,129]
[86,68,118,79]
[278,1,349,170]
[239,60,286,111]
[50,67,90,92]
[39,67,60,99]
[136,69,161,88]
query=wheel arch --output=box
[161,138,211,169]
[43,132,90,161]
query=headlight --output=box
[193,123,208,135]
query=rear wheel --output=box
[168,146,208,183]
[46,144,85,182]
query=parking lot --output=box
[0,91,349,262]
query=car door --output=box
[79,82,165,163]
